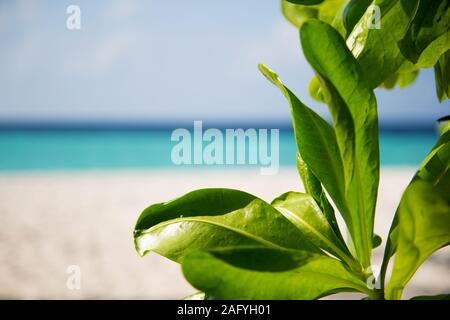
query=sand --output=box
[0,167,449,299]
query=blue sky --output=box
[0,0,448,126]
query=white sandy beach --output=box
[0,167,449,299]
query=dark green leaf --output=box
[343,0,372,36]
[434,50,450,101]
[399,0,450,66]
[438,115,450,122]
[372,234,382,249]
[182,247,370,300]
[300,20,379,268]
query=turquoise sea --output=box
[0,129,438,171]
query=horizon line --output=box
[0,120,441,133]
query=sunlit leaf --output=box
[346,0,420,88]
[259,64,353,250]
[300,20,379,268]
[271,191,356,268]
[281,0,346,28]
[383,122,450,299]
[134,188,321,261]
[296,153,343,240]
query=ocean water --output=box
[0,129,438,171]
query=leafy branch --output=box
[133,0,450,300]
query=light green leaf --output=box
[381,122,450,299]
[381,122,450,292]
[258,64,353,248]
[346,0,420,88]
[379,70,419,89]
[182,247,370,300]
[282,0,318,28]
[308,76,326,102]
[385,178,450,300]
[134,188,320,261]
[281,0,346,28]
[271,191,357,268]
[300,20,379,268]
[397,70,420,88]
[296,153,343,241]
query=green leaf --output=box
[308,76,326,102]
[342,0,372,37]
[434,50,450,101]
[134,188,320,261]
[286,0,324,4]
[397,70,420,88]
[346,0,420,88]
[282,0,318,28]
[300,20,379,268]
[411,294,450,300]
[415,31,450,68]
[381,123,450,292]
[372,234,382,249]
[385,178,450,300]
[380,73,399,89]
[271,191,357,268]
[281,0,346,28]
[182,247,370,300]
[379,70,419,89]
[399,0,450,66]
[296,153,343,241]
[258,64,354,250]
[381,122,450,299]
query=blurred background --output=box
[0,0,449,299]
